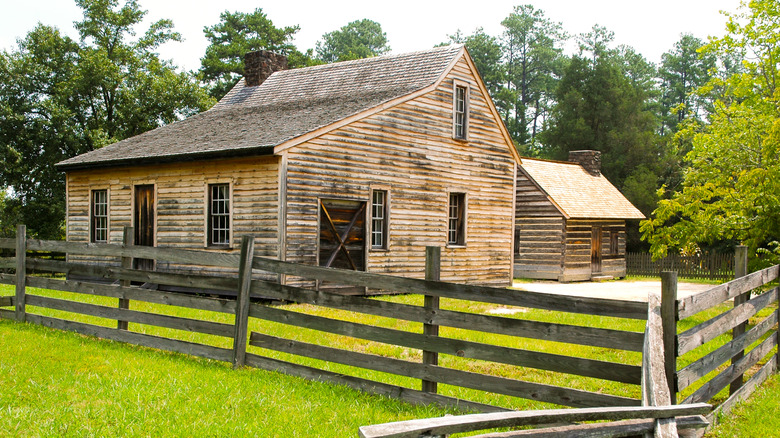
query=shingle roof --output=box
[520,158,645,220]
[57,45,463,170]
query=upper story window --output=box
[371,189,388,249]
[453,83,469,140]
[90,189,108,243]
[448,193,466,246]
[208,183,230,246]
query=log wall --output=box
[283,56,517,286]
[65,156,281,273]
[562,219,627,282]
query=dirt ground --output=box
[511,279,715,302]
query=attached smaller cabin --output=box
[514,150,645,282]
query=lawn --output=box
[0,280,777,436]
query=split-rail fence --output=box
[1,226,777,436]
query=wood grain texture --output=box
[464,415,708,437]
[15,224,26,321]
[677,265,779,319]
[249,332,638,408]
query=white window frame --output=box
[206,182,232,248]
[452,80,470,140]
[90,188,109,243]
[370,188,389,250]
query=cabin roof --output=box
[57,45,465,170]
[519,158,645,220]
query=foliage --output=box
[0,0,213,240]
[199,8,317,100]
[446,28,504,96]
[641,0,780,259]
[315,19,390,63]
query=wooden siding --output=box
[66,156,280,273]
[562,219,627,282]
[282,56,516,286]
[513,167,565,280]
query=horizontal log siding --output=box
[563,219,626,282]
[513,168,564,280]
[283,57,516,286]
[65,156,280,273]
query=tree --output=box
[641,0,780,260]
[199,8,316,100]
[316,19,390,63]
[0,0,212,239]
[500,5,567,151]
[446,28,504,96]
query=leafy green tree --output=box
[446,28,504,96]
[500,5,567,151]
[316,19,390,63]
[0,0,212,239]
[641,0,780,260]
[199,8,316,100]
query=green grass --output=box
[705,373,780,437]
[0,281,777,436]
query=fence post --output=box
[730,245,749,395]
[660,271,678,404]
[15,224,26,322]
[232,235,255,369]
[118,226,134,330]
[422,246,441,394]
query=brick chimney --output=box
[568,150,601,176]
[244,50,288,87]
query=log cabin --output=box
[56,45,522,289]
[513,150,644,282]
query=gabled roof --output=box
[57,45,473,170]
[519,158,645,220]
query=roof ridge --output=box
[520,156,582,166]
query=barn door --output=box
[591,226,602,274]
[319,199,366,271]
[134,185,155,270]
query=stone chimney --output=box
[568,150,601,176]
[244,50,288,87]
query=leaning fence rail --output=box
[1,226,649,412]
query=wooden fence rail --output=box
[627,251,734,281]
[0,228,650,413]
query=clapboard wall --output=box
[282,55,517,286]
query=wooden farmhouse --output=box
[56,45,521,289]
[513,151,645,282]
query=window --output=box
[448,193,466,246]
[90,189,108,243]
[610,230,620,255]
[453,84,468,139]
[371,190,388,249]
[208,184,230,246]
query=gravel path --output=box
[511,279,715,302]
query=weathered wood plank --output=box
[118,226,134,330]
[422,246,441,394]
[0,237,14,249]
[642,287,674,408]
[252,280,643,351]
[357,404,711,438]
[677,265,780,319]
[28,258,237,292]
[683,334,777,404]
[0,273,14,285]
[250,332,638,408]
[25,276,236,314]
[0,257,15,269]
[730,246,750,396]
[0,296,12,307]
[251,257,647,319]
[677,311,777,391]
[0,308,14,319]
[25,313,232,362]
[25,294,234,337]
[466,416,709,438]
[677,288,778,356]
[15,225,27,322]
[248,304,642,384]
[26,239,241,268]
[705,355,776,428]
[244,352,509,414]
[232,236,254,368]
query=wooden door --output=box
[134,185,155,270]
[319,199,366,271]
[591,226,602,274]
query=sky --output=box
[1,0,742,72]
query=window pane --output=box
[448,193,464,245]
[209,184,230,245]
[371,190,387,249]
[91,190,108,243]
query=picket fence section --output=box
[627,251,734,281]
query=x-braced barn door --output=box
[319,199,366,272]
[134,185,155,271]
